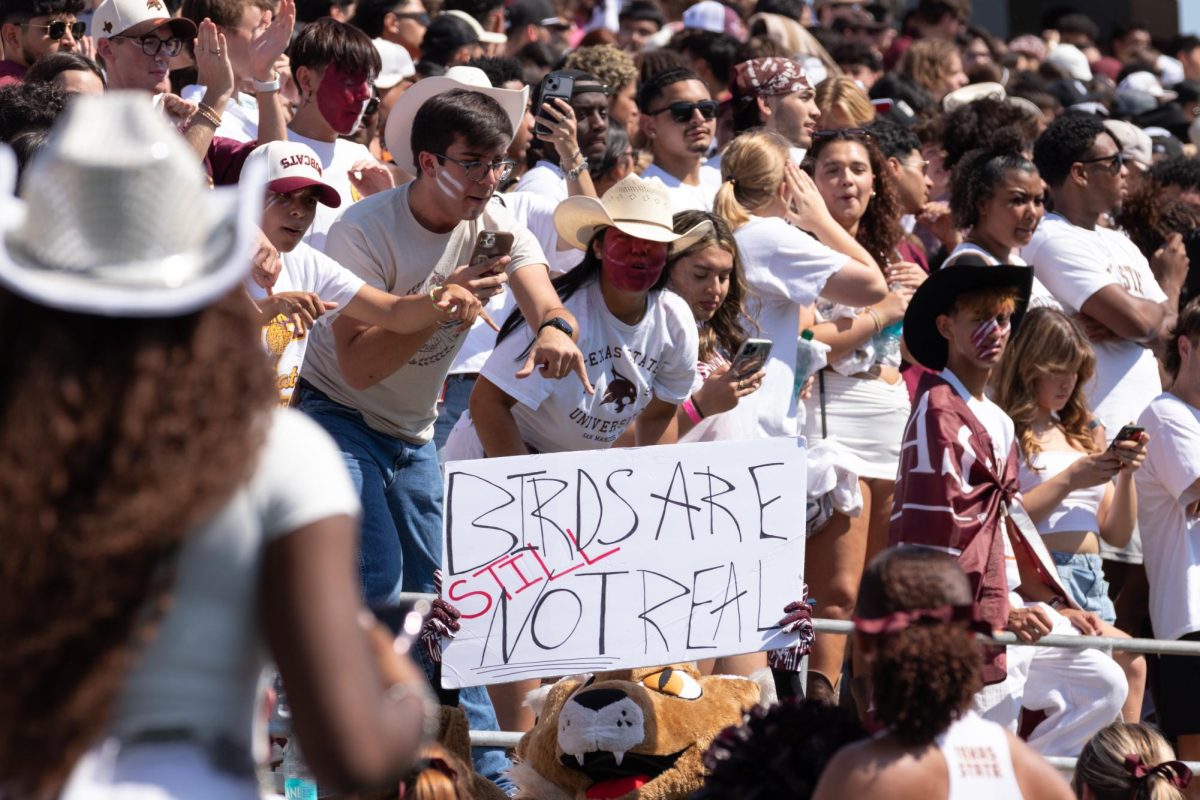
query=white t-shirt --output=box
[247,242,365,406]
[724,215,848,438]
[453,278,698,454]
[286,130,375,252]
[944,241,1060,310]
[107,410,360,748]
[1136,393,1200,641]
[512,160,567,202]
[302,181,547,443]
[181,86,259,142]
[641,162,723,213]
[1021,213,1168,433]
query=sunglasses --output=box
[1078,151,1125,175]
[811,127,873,140]
[112,34,185,57]
[23,19,86,40]
[392,11,431,24]
[648,100,718,124]
[364,95,381,116]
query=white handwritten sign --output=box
[440,437,807,688]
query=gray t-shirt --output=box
[302,181,548,443]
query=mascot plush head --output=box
[510,664,761,800]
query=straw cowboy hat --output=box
[0,92,261,317]
[384,65,528,175]
[553,175,712,252]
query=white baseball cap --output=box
[1117,71,1178,103]
[373,38,416,90]
[92,0,197,40]
[1046,43,1092,83]
[243,141,342,208]
[441,10,506,45]
[682,1,726,33]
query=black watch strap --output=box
[537,317,574,338]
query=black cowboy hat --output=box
[903,257,1034,371]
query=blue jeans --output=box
[296,382,514,793]
[434,374,478,464]
[1051,550,1117,624]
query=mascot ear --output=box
[523,684,554,719]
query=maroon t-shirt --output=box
[0,60,27,87]
[204,135,256,186]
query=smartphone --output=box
[731,338,772,378]
[469,230,514,275]
[1109,424,1145,448]
[535,71,575,138]
[370,598,430,639]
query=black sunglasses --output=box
[811,127,873,140]
[648,100,718,124]
[1078,151,1125,174]
[391,10,430,24]
[23,19,86,40]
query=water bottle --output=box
[871,283,904,364]
[794,329,821,401]
[283,739,319,800]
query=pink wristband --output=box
[682,397,704,424]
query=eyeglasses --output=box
[435,153,516,182]
[392,10,430,24]
[23,19,86,40]
[647,100,718,124]
[112,34,184,57]
[902,157,930,175]
[364,94,381,116]
[812,127,873,140]
[1077,151,1125,174]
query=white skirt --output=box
[802,370,910,481]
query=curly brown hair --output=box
[805,130,904,268]
[0,288,275,798]
[855,547,982,747]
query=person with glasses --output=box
[92,0,196,94]
[639,66,723,213]
[295,66,587,793]
[352,0,429,60]
[0,0,86,87]
[1022,114,1188,626]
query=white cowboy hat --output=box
[553,175,713,252]
[0,92,261,317]
[384,65,528,175]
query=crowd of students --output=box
[2,0,1200,797]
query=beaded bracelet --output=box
[194,102,223,129]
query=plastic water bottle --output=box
[283,740,319,800]
[872,283,904,364]
[794,329,821,400]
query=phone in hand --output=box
[1109,424,1145,449]
[535,71,575,138]
[470,230,514,275]
[731,338,772,378]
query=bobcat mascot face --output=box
[510,664,761,800]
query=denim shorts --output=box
[1050,550,1116,623]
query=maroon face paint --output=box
[316,65,371,135]
[601,228,669,293]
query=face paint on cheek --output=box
[970,315,1011,359]
[435,166,465,198]
[601,231,668,292]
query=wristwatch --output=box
[538,316,574,339]
[252,72,281,93]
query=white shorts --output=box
[803,371,910,481]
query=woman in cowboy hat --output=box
[443,174,708,460]
[0,94,428,799]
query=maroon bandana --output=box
[733,57,811,99]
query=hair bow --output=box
[1124,754,1193,789]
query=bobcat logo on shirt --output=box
[600,364,637,412]
[146,0,164,9]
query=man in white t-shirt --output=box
[1022,113,1187,436]
[729,56,819,163]
[1135,302,1200,764]
[295,68,587,790]
[511,68,608,202]
[638,66,723,213]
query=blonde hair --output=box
[815,76,875,128]
[400,744,474,800]
[714,130,790,230]
[900,39,960,96]
[1072,722,1188,800]
[992,307,1101,466]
